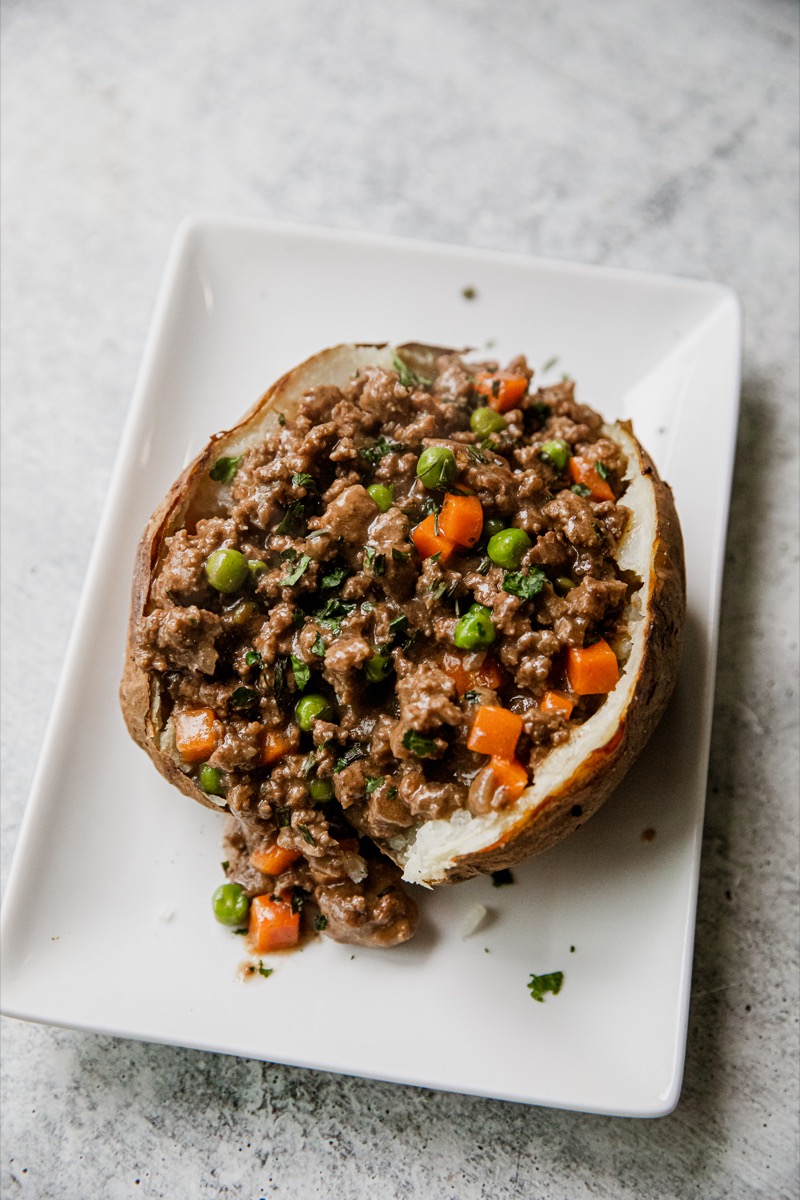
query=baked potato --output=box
[121,342,684,943]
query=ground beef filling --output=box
[139,353,632,945]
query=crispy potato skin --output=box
[431,439,686,883]
[120,439,232,813]
[120,345,686,876]
[119,346,379,813]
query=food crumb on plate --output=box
[460,903,488,938]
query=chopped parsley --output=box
[541,355,559,373]
[365,776,384,795]
[595,461,609,481]
[280,554,311,586]
[359,434,404,466]
[463,690,481,704]
[476,556,492,575]
[279,547,298,561]
[466,444,487,464]
[571,483,591,498]
[209,455,242,484]
[321,565,349,590]
[461,286,477,301]
[244,649,263,667]
[527,971,564,1003]
[402,730,439,758]
[257,961,274,979]
[315,596,356,633]
[230,686,259,710]
[314,914,328,931]
[277,500,306,536]
[290,655,311,692]
[391,548,410,563]
[391,351,433,391]
[292,472,316,491]
[290,888,306,913]
[311,633,326,658]
[502,567,546,600]
[364,546,386,575]
[334,745,367,773]
[298,824,316,846]
[276,806,291,828]
[387,615,409,642]
[220,860,230,872]
[491,869,515,887]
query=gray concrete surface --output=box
[2,1,798,1196]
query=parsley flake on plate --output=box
[527,971,564,1003]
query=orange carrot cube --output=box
[566,640,619,695]
[248,894,300,953]
[467,704,523,761]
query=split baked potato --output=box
[120,342,685,942]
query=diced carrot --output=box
[250,842,302,876]
[411,513,457,562]
[261,727,294,766]
[540,690,576,719]
[467,704,523,761]
[568,456,615,502]
[173,707,219,763]
[441,650,505,696]
[439,493,483,548]
[475,371,529,413]
[489,755,528,799]
[249,894,300,953]
[566,639,619,695]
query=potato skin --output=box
[120,344,686,877]
[428,439,686,883]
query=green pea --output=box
[295,693,333,731]
[199,763,226,797]
[539,439,571,471]
[308,778,334,803]
[205,547,249,593]
[416,446,457,489]
[453,604,496,650]
[555,576,576,593]
[212,882,250,926]
[248,559,268,577]
[487,528,532,570]
[470,407,506,437]
[363,652,393,683]
[367,483,394,513]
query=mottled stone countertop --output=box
[2,1,798,1197]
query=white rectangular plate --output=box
[0,218,741,1116]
